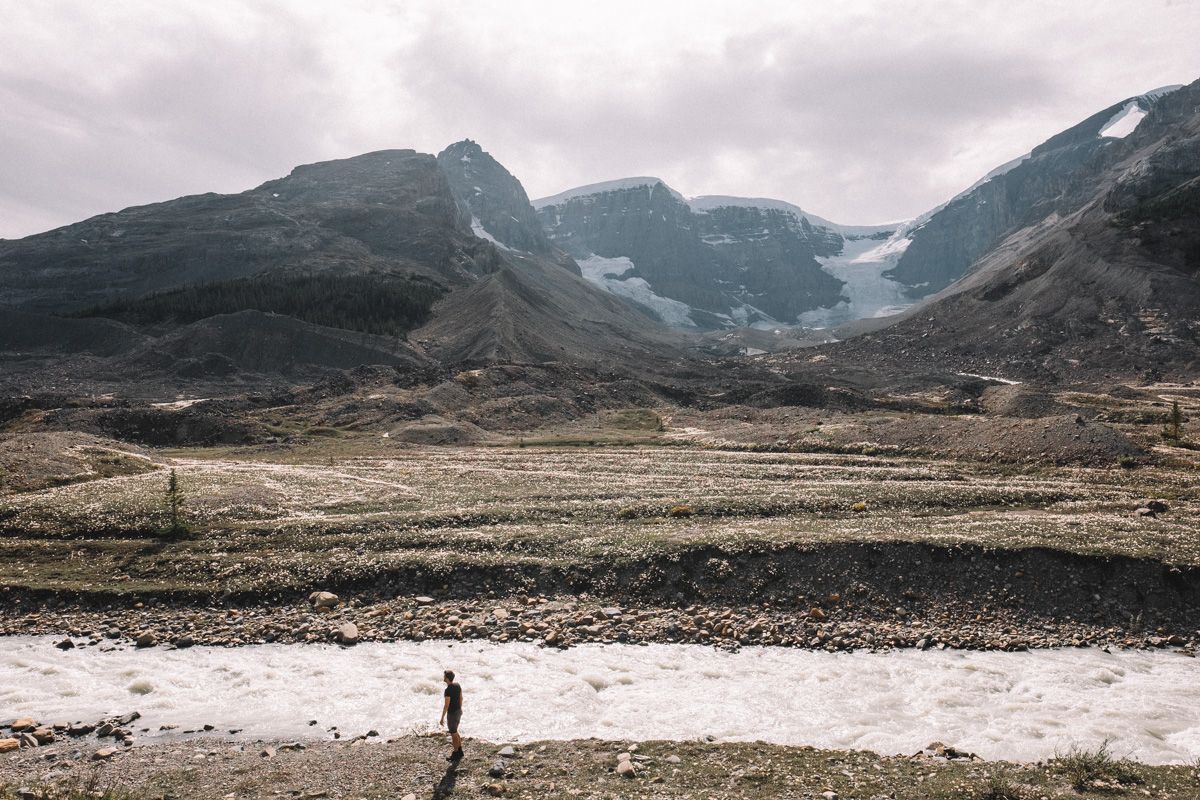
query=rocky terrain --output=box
[6,732,1197,800]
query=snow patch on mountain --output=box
[796,233,915,328]
[533,178,685,209]
[576,255,698,329]
[1100,102,1148,139]
[470,217,513,251]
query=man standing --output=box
[440,669,463,762]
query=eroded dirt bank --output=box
[4,543,1197,654]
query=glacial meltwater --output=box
[3,637,1198,764]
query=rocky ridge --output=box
[534,180,851,328]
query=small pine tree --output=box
[1169,400,1183,441]
[165,469,188,536]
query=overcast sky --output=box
[3,1,1199,239]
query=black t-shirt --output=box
[445,682,462,713]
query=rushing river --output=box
[3,637,1198,764]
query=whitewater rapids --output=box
[3,637,1198,764]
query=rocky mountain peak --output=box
[436,140,577,273]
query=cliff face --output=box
[535,181,848,328]
[692,204,846,322]
[436,140,580,274]
[886,88,1185,298]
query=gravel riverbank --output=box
[2,732,1199,800]
[3,589,1196,657]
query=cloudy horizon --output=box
[3,0,1199,240]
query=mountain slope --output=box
[884,86,1185,298]
[827,79,1200,381]
[0,146,687,373]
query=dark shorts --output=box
[447,710,461,734]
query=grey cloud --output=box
[2,1,1199,237]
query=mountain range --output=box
[1,77,1198,395]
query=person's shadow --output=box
[432,762,458,799]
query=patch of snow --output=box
[957,372,1021,385]
[533,178,685,209]
[796,232,916,328]
[460,155,471,163]
[1100,102,1148,139]
[470,217,512,251]
[1140,84,1184,102]
[577,255,698,329]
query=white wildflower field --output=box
[0,443,1196,594]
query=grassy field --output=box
[1,440,1198,597]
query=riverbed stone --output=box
[92,747,118,760]
[136,631,157,648]
[0,739,18,753]
[615,759,636,776]
[55,639,74,650]
[497,745,515,757]
[309,592,339,609]
[489,759,507,777]
[336,623,359,646]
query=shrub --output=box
[982,767,1023,800]
[1054,740,1140,790]
[618,506,640,519]
[1118,456,1139,469]
[851,502,868,513]
[669,505,694,518]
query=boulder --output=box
[0,739,18,754]
[489,759,507,777]
[55,639,75,651]
[336,623,360,646]
[11,718,34,732]
[497,745,515,757]
[616,760,637,777]
[309,591,339,609]
[92,747,118,760]
[135,631,158,648]
[485,784,506,796]
[30,728,55,745]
